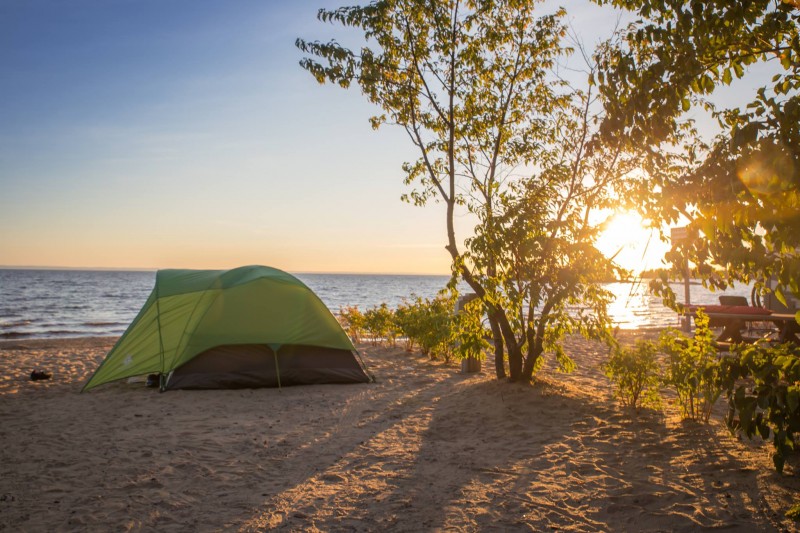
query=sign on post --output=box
[670,227,688,242]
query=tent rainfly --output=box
[82,265,370,391]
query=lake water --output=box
[0,269,752,339]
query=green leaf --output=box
[722,68,732,85]
[788,387,799,413]
[775,289,787,308]
[786,502,800,521]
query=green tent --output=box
[83,265,370,391]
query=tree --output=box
[297,0,636,381]
[595,1,800,484]
[594,0,800,308]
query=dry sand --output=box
[1,333,798,532]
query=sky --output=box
[2,0,437,273]
[0,0,759,274]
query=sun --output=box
[595,211,669,274]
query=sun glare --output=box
[595,211,669,274]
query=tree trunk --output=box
[507,343,523,381]
[485,260,506,379]
[521,325,544,381]
[521,348,542,382]
[488,314,505,379]
[450,254,519,380]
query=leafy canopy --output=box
[298,0,642,381]
[595,0,800,306]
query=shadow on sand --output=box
[240,349,775,532]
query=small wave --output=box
[0,322,37,332]
[37,322,71,329]
[0,331,34,339]
[37,329,94,338]
[83,321,124,327]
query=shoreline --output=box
[0,325,673,344]
[1,334,797,531]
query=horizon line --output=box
[0,265,453,276]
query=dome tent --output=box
[82,265,370,391]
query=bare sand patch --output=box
[0,334,797,531]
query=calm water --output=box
[0,269,751,339]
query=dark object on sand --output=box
[145,374,160,388]
[30,370,52,381]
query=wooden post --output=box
[671,227,692,332]
[683,257,691,332]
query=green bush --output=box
[394,293,486,363]
[721,341,800,474]
[393,301,419,351]
[349,292,489,364]
[363,303,397,346]
[338,306,365,344]
[660,311,724,422]
[452,297,490,363]
[603,340,662,410]
[414,294,456,361]
[394,297,441,353]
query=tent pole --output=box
[354,349,375,383]
[155,273,167,392]
[273,347,282,391]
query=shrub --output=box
[603,340,662,410]
[659,310,724,422]
[393,293,460,361]
[355,292,489,364]
[452,297,490,363]
[395,297,438,355]
[416,295,456,361]
[721,341,800,474]
[338,306,365,344]
[363,303,397,346]
[393,301,418,351]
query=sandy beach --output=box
[1,333,798,532]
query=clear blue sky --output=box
[1,0,444,273]
[0,1,761,274]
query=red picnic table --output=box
[685,305,800,346]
